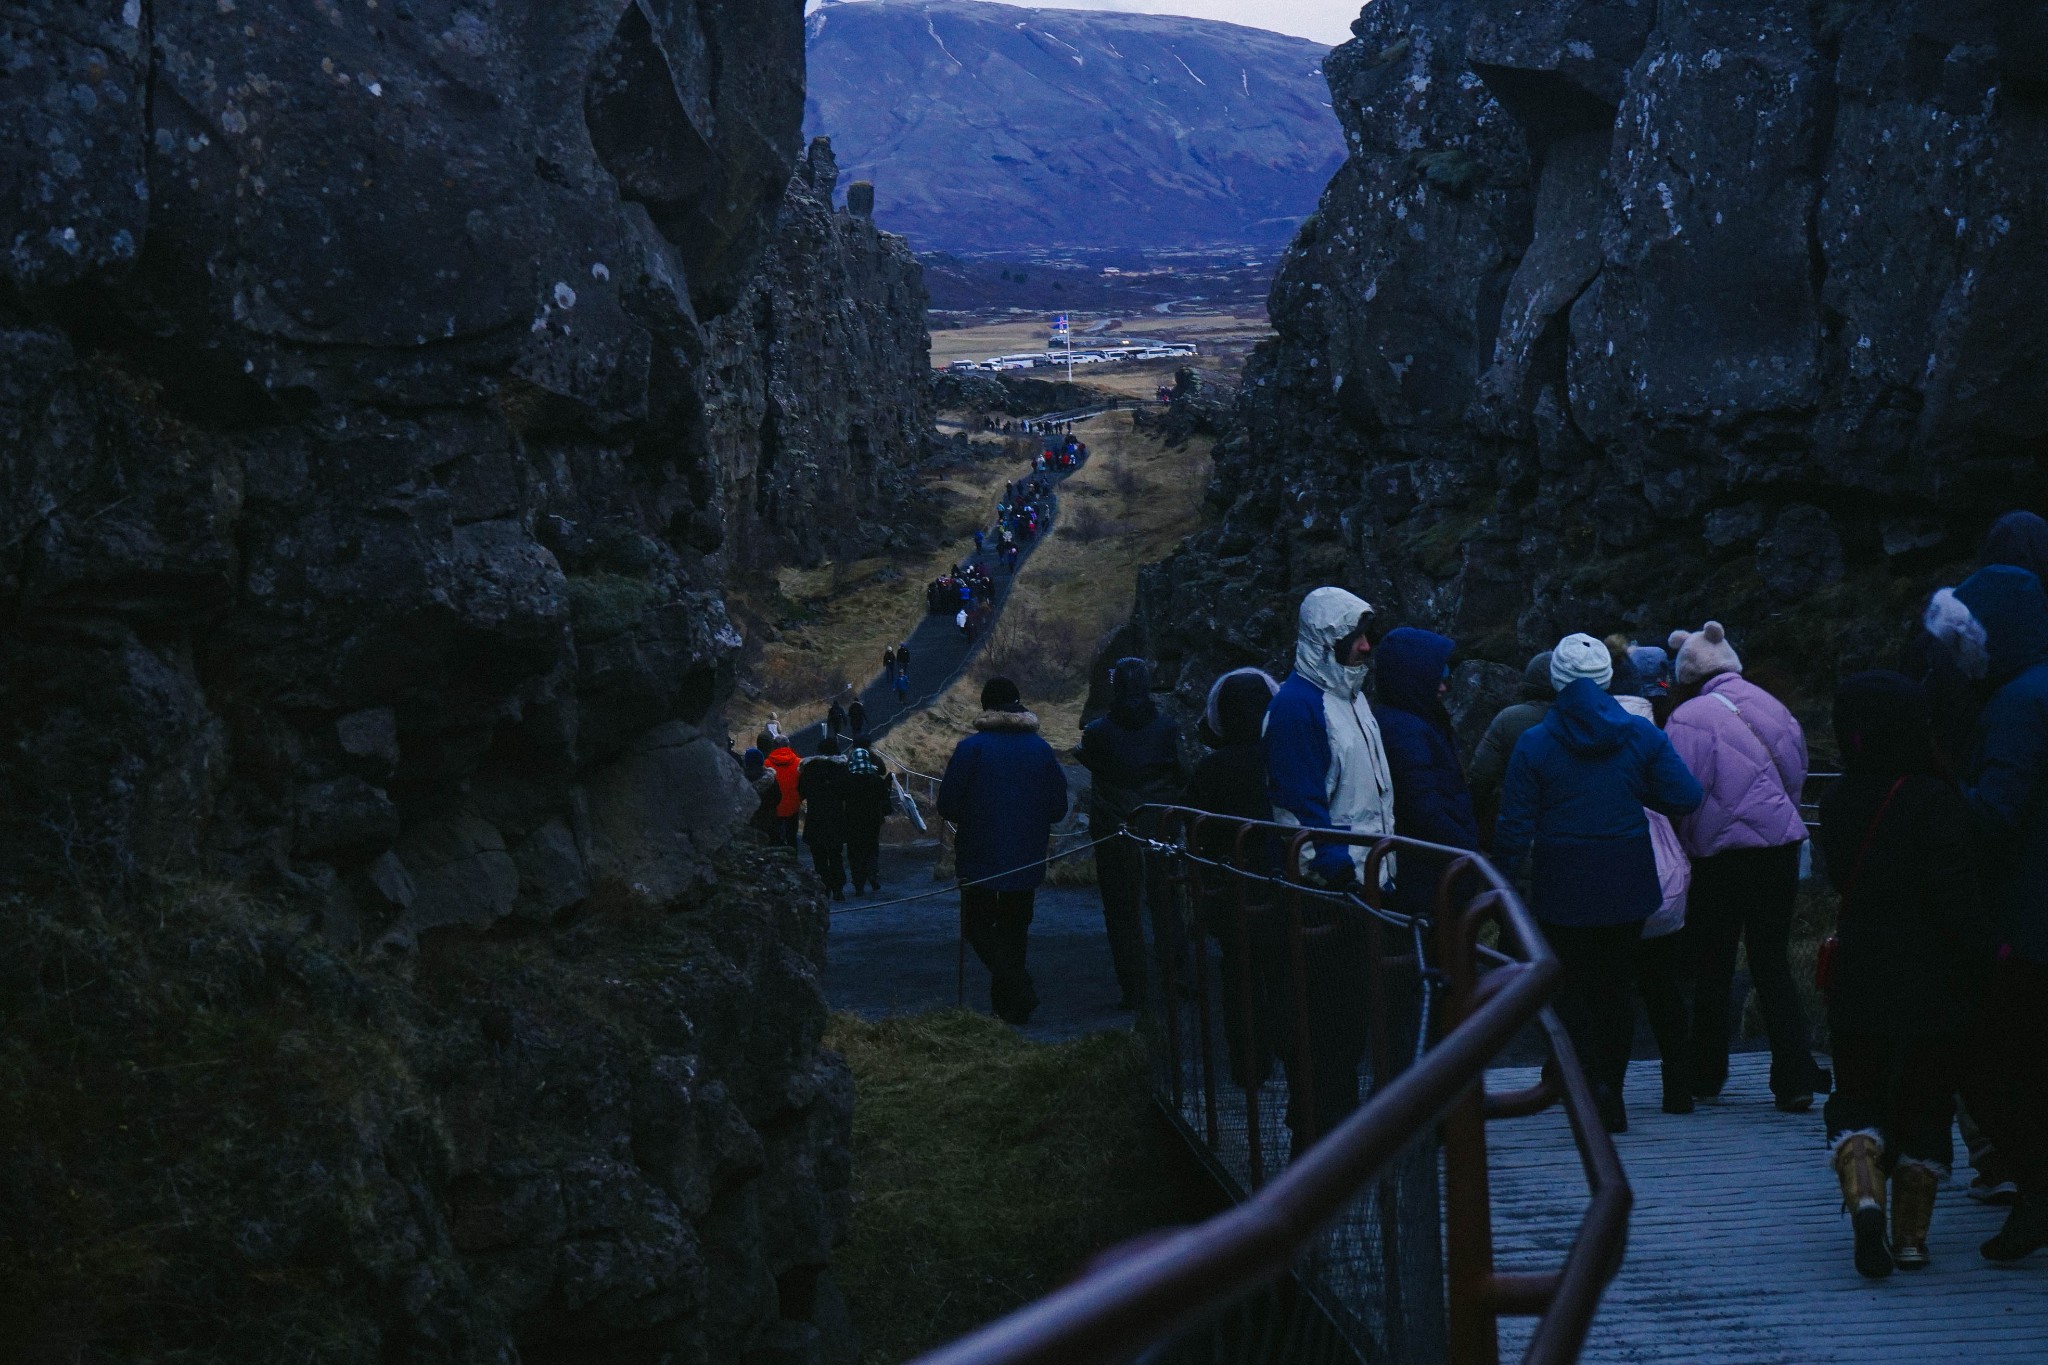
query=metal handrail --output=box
[912,812,1631,1365]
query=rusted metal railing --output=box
[913,811,1631,1365]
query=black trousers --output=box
[1094,831,1151,1005]
[1966,956,2048,1196]
[808,838,845,893]
[1283,903,1373,1150]
[1825,1030,1960,1170]
[775,814,801,848]
[1547,922,1641,1099]
[1688,843,1816,1097]
[845,823,882,890]
[963,887,1038,1024]
[1636,930,1692,1096]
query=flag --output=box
[1051,313,1069,336]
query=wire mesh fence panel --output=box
[1138,840,1449,1365]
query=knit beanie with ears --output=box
[1550,633,1614,691]
[1669,621,1743,686]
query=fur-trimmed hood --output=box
[973,709,1041,733]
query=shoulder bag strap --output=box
[1839,776,1908,909]
[1710,690,1798,800]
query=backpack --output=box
[845,745,882,779]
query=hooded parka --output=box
[1264,587,1395,882]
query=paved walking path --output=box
[1490,1052,2048,1362]
[823,844,1125,1042]
[792,428,1087,756]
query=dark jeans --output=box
[1825,1030,1960,1170]
[1094,831,1151,1006]
[846,825,881,890]
[808,838,845,894]
[1547,922,1641,1099]
[963,887,1038,1024]
[1688,843,1817,1098]
[1966,956,2048,1196]
[1282,902,1373,1150]
[1637,930,1692,1096]
[775,814,801,848]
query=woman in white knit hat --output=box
[1492,632,1704,1133]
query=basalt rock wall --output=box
[0,2,916,1359]
[1133,0,2048,712]
[706,137,934,570]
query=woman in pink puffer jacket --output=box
[1666,621,1829,1112]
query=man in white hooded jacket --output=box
[1264,586,1397,885]
[1259,586,1396,1149]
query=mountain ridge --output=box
[804,0,1347,253]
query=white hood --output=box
[1294,586,1374,699]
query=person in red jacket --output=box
[762,732,803,847]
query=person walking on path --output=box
[1492,634,1704,1133]
[1467,651,1555,832]
[1924,564,2048,1262]
[799,738,851,899]
[1263,586,1393,1146]
[848,698,866,736]
[1078,657,1186,1009]
[1186,669,1285,1091]
[1817,671,1991,1278]
[1370,627,1480,916]
[763,732,804,848]
[894,642,912,705]
[826,693,848,740]
[841,733,891,895]
[974,526,985,555]
[1609,666,1701,1115]
[1665,620,1829,1111]
[937,677,1071,1025]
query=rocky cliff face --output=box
[1133,0,2048,708]
[0,3,918,1359]
[706,138,934,570]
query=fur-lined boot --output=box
[1833,1130,1893,1279]
[1890,1159,1943,1269]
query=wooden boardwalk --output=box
[1488,1053,2048,1362]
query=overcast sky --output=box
[806,0,1365,48]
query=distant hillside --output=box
[804,0,1345,253]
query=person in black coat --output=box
[1185,669,1289,1098]
[799,738,852,901]
[1078,657,1186,1009]
[847,698,867,736]
[826,695,848,739]
[1370,628,1481,915]
[841,734,891,895]
[1819,672,1993,1278]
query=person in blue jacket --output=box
[1371,627,1480,915]
[1262,586,1392,1149]
[1924,563,2048,1261]
[937,676,1071,1025]
[1493,633,1704,1133]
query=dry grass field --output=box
[881,412,1212,776]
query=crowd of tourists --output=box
[924,511,2048,1281]
[740,706,892,901]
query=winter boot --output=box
[1833,1132,1893,1279]
[1981,1195,2048,1263]
[1890,1161,1941,1270]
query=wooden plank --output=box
[1486,1053,2048,1363]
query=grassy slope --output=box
[882,415,1214,778]
[730,435,1036,741]
[826,1011,1209,1364]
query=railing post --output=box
[1439,881,1501,1365]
